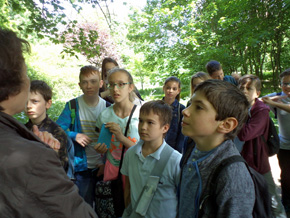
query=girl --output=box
[100,57,119,103]
[162,76,185,153]
[187,72,210,106]
[95,68,140,182]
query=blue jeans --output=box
[74,168,103,209]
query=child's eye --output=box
[33,100,38,103]
[196,105,203,110]
[139,119,143,123]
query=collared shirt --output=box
[121,139,182,218]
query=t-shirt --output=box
[96,105,140,181]
[121,140,181,218]
[265,92,290,149]
[78,95,107,168]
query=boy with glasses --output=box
[262,69,290,216]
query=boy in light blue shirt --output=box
[121,100,181,218]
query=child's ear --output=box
[217,117,238,134]
[162,123,170,134]
[46,100,52,110]
[100,79,104,88]
[257,90,261,97]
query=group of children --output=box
[22,55,290,218]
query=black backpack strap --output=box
[199,155,245,216]
[105,100,111,108]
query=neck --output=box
[113,101,134,118]
[142,138,164,157]
[164,97,175,105]
[83,94,99,107]
[31,114,46,125]
[194,134,225,152]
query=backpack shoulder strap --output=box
[69,98,77,126]
[199,155,245,216]
[151,145,174,177]
[105,100,111,108]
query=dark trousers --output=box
[278,149,290,212]
[74,168,103,210]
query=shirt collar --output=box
[135,139,167,160]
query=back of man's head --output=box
[195,79,249,139]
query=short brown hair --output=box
[79,65,100,81]
[194,80,249,140]
[140,100,172,127]
[280,68,290,78]
[30,80,52,102]
[206,60,222,75]
[238,74,261,92]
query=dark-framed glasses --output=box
[107,82,131,90]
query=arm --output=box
[56,102,91,147]
[105,122,136,148]
[124,176,131,208]
[54,126,69,170]
[56,102,78,140]
[28,146,97,218]
[262,96,290,113]
[238,108,269,141]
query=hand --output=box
[32,125,60,151]
[75,133,92,147]
[105,122,124,142]
[94,143,108,154]
[96,164,105,177]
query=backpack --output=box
[199,155,272,218]
[261,117,280,157]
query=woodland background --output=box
[1,0,289,122]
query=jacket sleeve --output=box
[238,108,268,141]
[56,102,78,140]
[26,147,97,218]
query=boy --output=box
[25,80,68,171]
[121,100,182,218]
[238,75,286,217]
[179,80,254,217]
[206,60,237,85]
[57,65,110,208]
[0,28,96,217]
[262,69,290,216]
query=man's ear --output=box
[217,117,238,134]
[46,99,52,110]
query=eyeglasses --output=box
[107,82,131,90]
[281,82,290,87]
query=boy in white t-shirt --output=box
[57,65,110,209]
[121,100,181,218]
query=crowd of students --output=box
[1,28,290,218]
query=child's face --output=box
[239,81,260,106]
[103,62,117,82]
[108,71,133,103]
[210,69,224,80]
[163,81,181,100]
[281,75,290,97]
[182,91,221,141]
[191,78,204,94]
[79,72,102,97]
[138,111,169,144]
[26,91,51,124]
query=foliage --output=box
[62,21,120,67]
[127,0,290,88]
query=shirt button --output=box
[192,158,195,161]
[195,150,198,153]
[188,168,192,171]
